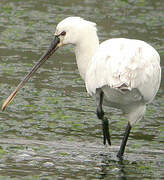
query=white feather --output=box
[55,17,161,124]
[86,38,161,104]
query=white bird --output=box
[2,17,161,159]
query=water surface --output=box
[0,0,164,179]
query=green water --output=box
[0,0,164,179]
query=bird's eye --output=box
[61,31,66,36]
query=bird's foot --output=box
[116,122,132,160]
[102,117,111,146]
[117,151,124,161]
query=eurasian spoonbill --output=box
[2,17,161,158]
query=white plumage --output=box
[55,17,161,158]
[86,38,161,123]
[3,17,161,158]
[86,38,160,98]
[55,17,161,157]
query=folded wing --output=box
[86,38,161,103]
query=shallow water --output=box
[0,0,164,179]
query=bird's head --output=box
[54,17,97,46]
[2,17,97,111]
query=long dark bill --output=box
[2,36,60,111]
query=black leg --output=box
[117,122,131,159]
[96,90,111,146]
[102,117,111,145]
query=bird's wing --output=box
[86,38,161,102]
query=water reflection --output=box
[116,161,127,180]
[98,154,128,180]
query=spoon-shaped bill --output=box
[2,36,60,111]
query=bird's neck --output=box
[75,32,99,80]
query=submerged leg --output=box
[117,122,131,159]
[96,90,111,146]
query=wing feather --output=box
[86,38,161,102]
